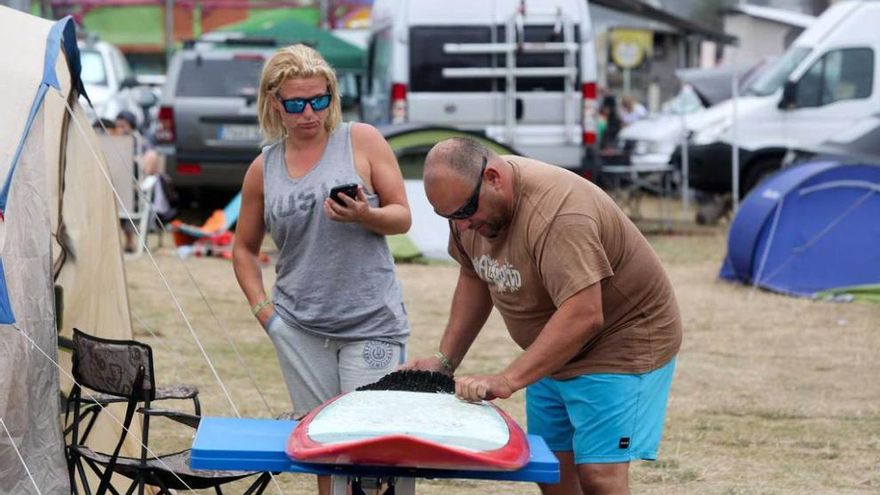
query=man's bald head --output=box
[424,137,493,183]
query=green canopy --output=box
[218,11,365,72]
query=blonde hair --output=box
[257,44,342,144]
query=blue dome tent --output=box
[720,160,880,297]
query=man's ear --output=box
[485,165,502,186]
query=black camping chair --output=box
[61,337,200,447]
[65,328,271,495]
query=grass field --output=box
[125,225,880,494]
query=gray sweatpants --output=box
[266,314,406,417]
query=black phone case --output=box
[330,183,359,205]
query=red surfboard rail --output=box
[287,393,530,471]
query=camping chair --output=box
[65,328,271,495]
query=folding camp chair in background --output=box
[65,328,271,495]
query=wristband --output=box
[251,298,272,316]
[434,351,455,373]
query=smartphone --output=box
[329,183,359,205]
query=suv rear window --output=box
[409,25,580,93]
[176,57,266,98]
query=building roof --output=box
[591,0,738,44]
[728,4,815,29]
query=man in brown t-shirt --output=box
[403,138,682,495]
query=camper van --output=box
[685,0,880,206]
[361,0,599,172]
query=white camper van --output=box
[361,0,599,172]
[687,0,880,201]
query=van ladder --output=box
[441,5,579,147]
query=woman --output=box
[232,43,411,446]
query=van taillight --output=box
[391,83,407,124]
[582,82,597,146]
[156,106,175,144]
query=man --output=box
[403,138,682,495]
[620,94,648,126]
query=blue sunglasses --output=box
[275,92,332,114]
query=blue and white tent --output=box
[0,7,138,492]
[720,160,880,297]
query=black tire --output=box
[743,157,781,193]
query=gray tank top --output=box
[262,123,409,342]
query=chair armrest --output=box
[138,407,201,429]
[154,384,199,400]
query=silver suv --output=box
[155,39,274,195]
[155,37,362,197]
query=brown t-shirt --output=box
[449,157,682,379]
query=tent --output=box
[720,160,880,297]
[0,6,138,493]
[217,10,365,71]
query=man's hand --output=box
[398,355,449,375]
[455,374,515,402]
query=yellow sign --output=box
[610,29,653,70]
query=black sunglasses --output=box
[440,156,487,220]
[275,92,332,114]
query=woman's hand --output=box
[323,185,370,223]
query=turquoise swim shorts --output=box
[526,357,677,464]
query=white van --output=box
[686,0,880,199]
[361,0,599,171]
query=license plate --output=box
[218,124,261,141]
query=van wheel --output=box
[743,157,781,193]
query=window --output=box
[367,27,392,95]
[409,25,580,93]
[794,48,873,107]
[175,57,265,98]
[80,50,108,86]
[746,47,810,97]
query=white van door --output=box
[780,46,876,149]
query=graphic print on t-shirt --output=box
[472,254,522,293]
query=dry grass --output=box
[125,223,880,494]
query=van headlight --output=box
[633,140,675,156]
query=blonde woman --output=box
[232,45,411,490]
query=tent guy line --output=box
[1,417,42,495]
[63,99,289,494]
[91,111,278,419]
[63,99,244,419]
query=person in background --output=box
[620,94,648,127]
[112,110,162,253]
[597,95,623,151]
[404,137,682,495]
[231,44,412,495]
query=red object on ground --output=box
[287,394,530,471]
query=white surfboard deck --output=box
[306,391,511,452]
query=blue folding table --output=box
[191,417,559,494]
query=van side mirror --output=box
[778,80,796,110]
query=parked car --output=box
[78,37,146,128]
[617,58,773,169]
[154,37,274,199]
[681,0,880,222]
[156,35,361,199]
